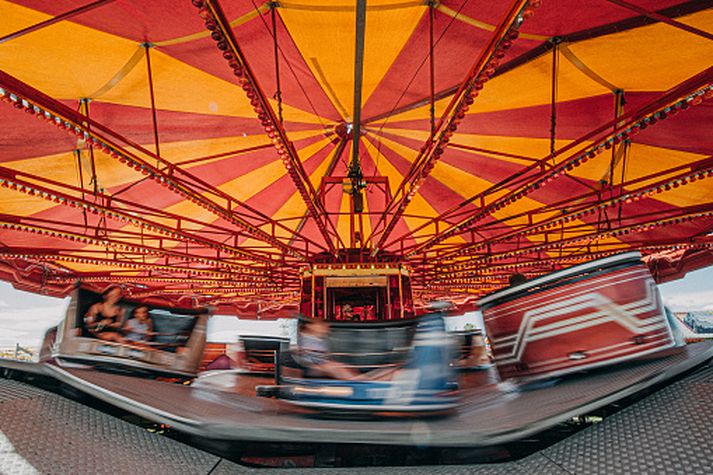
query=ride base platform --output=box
[0,342,712,472]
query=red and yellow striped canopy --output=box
[0,0,712,315]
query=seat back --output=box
[405,315,453,390]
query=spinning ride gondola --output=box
[479,252,678,381]
[259,251,458,413]
[234,335,290,374]
[43,288,210,378]
[275,315,458,413]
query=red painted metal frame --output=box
[0,251,300,297]
[394,66,713,258]
[0,70,322,259]
[605,0,713,41]
[412,224,713,294]
[199,0,342,253]
[402,153,713,265]
[0,0,116,45]
[47,275,284,287]
[368,0,534,254]
[433,203,713,275]
[0,250,260,278]
[415,236,713,293]
[288,136,349,246]
[0,166,284,265]
[443,157,713,257]
[0,213,273,275]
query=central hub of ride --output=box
[327,121,367,143]
[301,249,413,321]
[333,121,353,140]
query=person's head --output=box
[302,318,329,337]
[508,273,527,286]
[102,285,123,304]
[131,305,150,322]
[342,304,354,319]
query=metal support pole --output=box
[143,43,161,161]
[348,0,367,217]
[549,39,560,161]
[429,1,436,135]
[271,4,284,125]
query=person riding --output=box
[342,304,355,320]
[123,305,154,345]
[298,319,403,382]
[85,285,126,342]
[298,319,358,380]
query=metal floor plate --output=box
[37,342,713,447]
[256,359,713,474]
[1,346,712,473]
[538,364,713,475]
[0,378,244,474]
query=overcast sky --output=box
[0,287,67,350]
[0,265,711,350]
[657,266,713,312]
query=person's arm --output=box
[84,304,101,331]
[300,335,327,363]
[136,320,154,339]
[108,307,124,331]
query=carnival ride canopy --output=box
[0,0,712,315]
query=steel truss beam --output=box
[425,237,713,282]
[0,213,273,275]
[430,203,713,276]
[133,290,299,305]
[0,251,300,297]
[289,137,349,246]
[0,250,269,279]
[0,166,292,264]
[131,287,297,298]
[197,0,342,253]
[431,242,706,283]
[368,0,536,253]
[0,71,321,259]
[414,241,713,297]
[396,67,713,257]
[46,275,288,287]
[410,155,713,260]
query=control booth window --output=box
[326,276,387,321]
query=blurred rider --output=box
[85,285,126,343]
[299,319,358,380]
[123,305,154,345]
